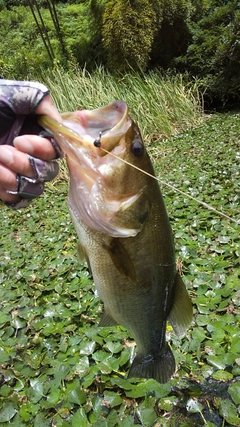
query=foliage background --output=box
[0,0,239,424]
[0,0,239,105]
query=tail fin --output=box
[127,344,175,383]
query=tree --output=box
[179,0,240,103]
[102,0,158,72]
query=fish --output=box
[39,101,192,383]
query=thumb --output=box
[35,94,62,123]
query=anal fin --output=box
[168,273,193,337]
[99,310,119,327]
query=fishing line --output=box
[97,146,239,225]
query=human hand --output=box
[0,135,59,205]
[0,88,63,208]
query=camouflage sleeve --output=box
[0,79,49,143]
[0,79,49,115]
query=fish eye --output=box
[131,140,144,157]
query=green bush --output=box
[102,0,157,72]
[59,3,94,69]
[178,0,240,103]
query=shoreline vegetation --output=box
[42,67,204,142]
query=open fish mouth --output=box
[38,101,144,238]
[38,100,131,157]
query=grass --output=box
[41,67,204,143]
[0,70,239,426]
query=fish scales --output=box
[39,101,192,383]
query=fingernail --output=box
[0,146,14,166]
[14,136,34,154]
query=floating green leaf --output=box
[103,391,123,407]
[218,398,240,426]
[228,382,240,405]
[186,398,203,414]
[0,402,17,422]
[212,370,233,381]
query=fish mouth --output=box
[38,100,131,157]
[39,101,142,238]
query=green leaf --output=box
[0,402,17,422]
[71,408,90,427]
[75,356,89,374]
[27,378,44,403]
[46,386,61,406]
[206,355,226,370]
[126,379,171,398]
[105,341,123,354]
[103,391,122,407]
[79,340,96,355]
[0,312,11,325]
[19,405,32,422]
[218,398,240,426]
[212,370,233,381]
[68,386,87,405]
[228,382,240,405]
[34,413,51,427]
[186,398,203,413]
[137,397,158,426]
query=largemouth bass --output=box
[39,101,192,383]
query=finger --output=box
[14,135,56,161]
[35,94,62,122]
[0,163,18,193]
[0,185,20,203]
[0,146,35,178]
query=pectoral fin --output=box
[168,273,193,336]
[103,239,136,282]
[77,242,86,264]
[77,242,92,275]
